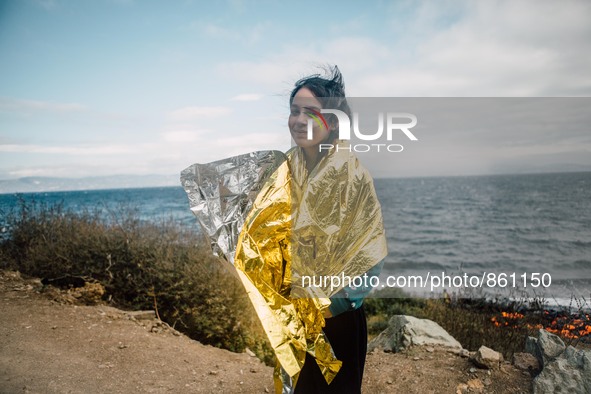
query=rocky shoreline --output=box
[368,314,590,393]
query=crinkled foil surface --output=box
[288,142,388,299]
[181,145,387,393]
[181,151,341,393]
[180,150,285,263]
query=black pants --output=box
[294,305,367,394]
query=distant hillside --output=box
[0,174,180,194]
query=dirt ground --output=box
[0,270,533,393]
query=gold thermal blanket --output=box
[181,143,387,393]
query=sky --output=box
[1,0,590,185]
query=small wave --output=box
[409,238,457,246]
[570,240,591,248]
[551,260,591,275]
[383,261,447,271]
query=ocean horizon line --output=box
[1,169,590,195]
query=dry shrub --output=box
[418,298,536,359]
[365,288,544,360]
[0,198,274,363]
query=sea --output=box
[1,171,590,309]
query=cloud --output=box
[230,94,264,101]
[184,20,270,45]
[217,1,591,96]
[201,131,288,158]
[161,130,209,143]
[218,58,325,94]
[0,144,131,155]
[5,1,589,182]
[168,106,232,121]
[356,1,591,96]
[7,166,73,178]
[201,23,238,40]
[0,98,86,113]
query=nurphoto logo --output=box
[306,108,418,153]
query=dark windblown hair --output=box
[289,65,352,142]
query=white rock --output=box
[471,346,503,370]
[367,315,462,353]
